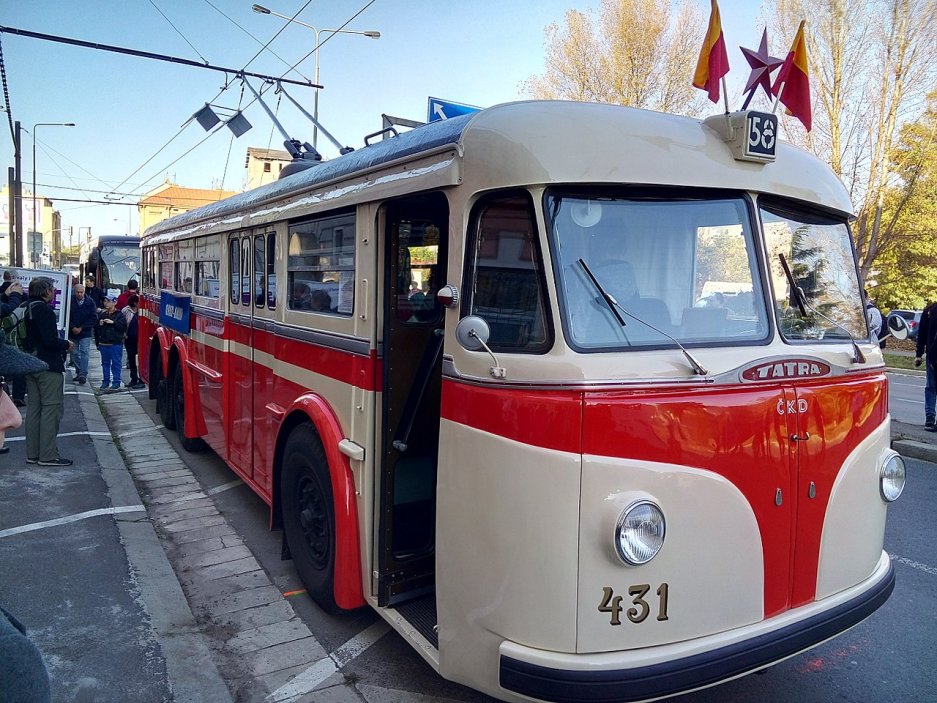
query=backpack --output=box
[2,301,41,354]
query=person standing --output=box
[122,295,144,389]
[23,276,74,466]
[115,278,138,311]
[0,280,27,406]
[93,294,127,393]
[864,290,882,343]
[84,274,103,311]
[915,301,937,431]
[68,283,97,385]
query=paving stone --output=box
[174,536,226,559]
[181,545,253,570]
[199,556,261,581]
[246,637,325,677]
[227,619,312,654]
[190,570,283,601]
[201,584,284,615]
[168,523,235,543]
[143,475,200,489]
[160,514,228,533]
[211,600,297,631]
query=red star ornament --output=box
[740,29,784,108]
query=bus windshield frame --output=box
[546,187,772,352]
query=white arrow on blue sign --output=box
[427,97,482,123]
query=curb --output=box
[892,439,937,465]
[78,374,233,703]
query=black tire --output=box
[156,363,175,430]
[173,363,205,452]
[281,425,340,613]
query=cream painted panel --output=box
[578,457,763,653]
[435,419,581,682]
[816,419,890,599]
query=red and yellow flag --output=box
[693,0,730,103]
[772,20,812,131]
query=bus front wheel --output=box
[281,425,340,613]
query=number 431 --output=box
[598,584,669,625]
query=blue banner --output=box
[159,291,191,335]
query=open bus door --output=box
[377,192,449,608]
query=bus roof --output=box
[143,101,852,241]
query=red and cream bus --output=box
[138,101,905,702]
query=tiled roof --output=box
[138,186,238,209]
[247,147,292,161]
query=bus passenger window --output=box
[241,239,251,306]
[467,194,551,352]
[266,233,277,309]
[229,239,240,305]
[287,210,355,316]
[254,235,265,308]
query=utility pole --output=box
[6,167,13,266]
[13,121,23,267]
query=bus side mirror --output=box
[455,316,506,379]
[882,314,909,342]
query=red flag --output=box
[693,0,730,103]
[772,20,812,131]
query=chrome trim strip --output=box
[273,322,372,356]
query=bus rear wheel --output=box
[156,363,175,430]
[173,364,205,452]
[281,425,340,613]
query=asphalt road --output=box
[146,391,937,703]
[888,369,927,426]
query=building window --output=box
[263,162,272,173]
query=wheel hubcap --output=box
[297,476,329,568]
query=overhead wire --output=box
[146,0,210,64]
[199,0,311,83]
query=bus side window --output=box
[466,193,552,353]
[254,234,265,308]
[266,232,277,309]
[229,239,240,305]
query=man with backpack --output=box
[915,301,937,432]
[122,295,144,389]
[1,280,27,407]
[23,276,74,466]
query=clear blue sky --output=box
[1,0,766,241]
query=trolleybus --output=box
[139,101,905,702]
[86,234,141,296]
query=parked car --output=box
[887,309,922,341]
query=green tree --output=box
[764,0,937,286]
[521,0,707,116]
[869,91,937,309]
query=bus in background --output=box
[138,101,906,703]
[86,235,141,297]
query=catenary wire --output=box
[146,0,210,64]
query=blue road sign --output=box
[427,97,482,123]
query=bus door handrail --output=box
[392,329,444,453]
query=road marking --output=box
[0,505,146,539]
[206,479,243,496]
[265,620,391,702]
[889,553,937,576]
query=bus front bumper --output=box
[499,552,894,703]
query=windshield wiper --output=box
[778,253,865,364]
[578,259,708,376]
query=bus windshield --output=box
[99,242,140,290]
[761,200,866,341]
[548,191,769,350]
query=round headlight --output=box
[614,501,666,565]
[880,454,906,502]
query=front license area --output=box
[598,584,670,626]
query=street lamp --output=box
[32,122,75,266]
[252,3,379,149]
